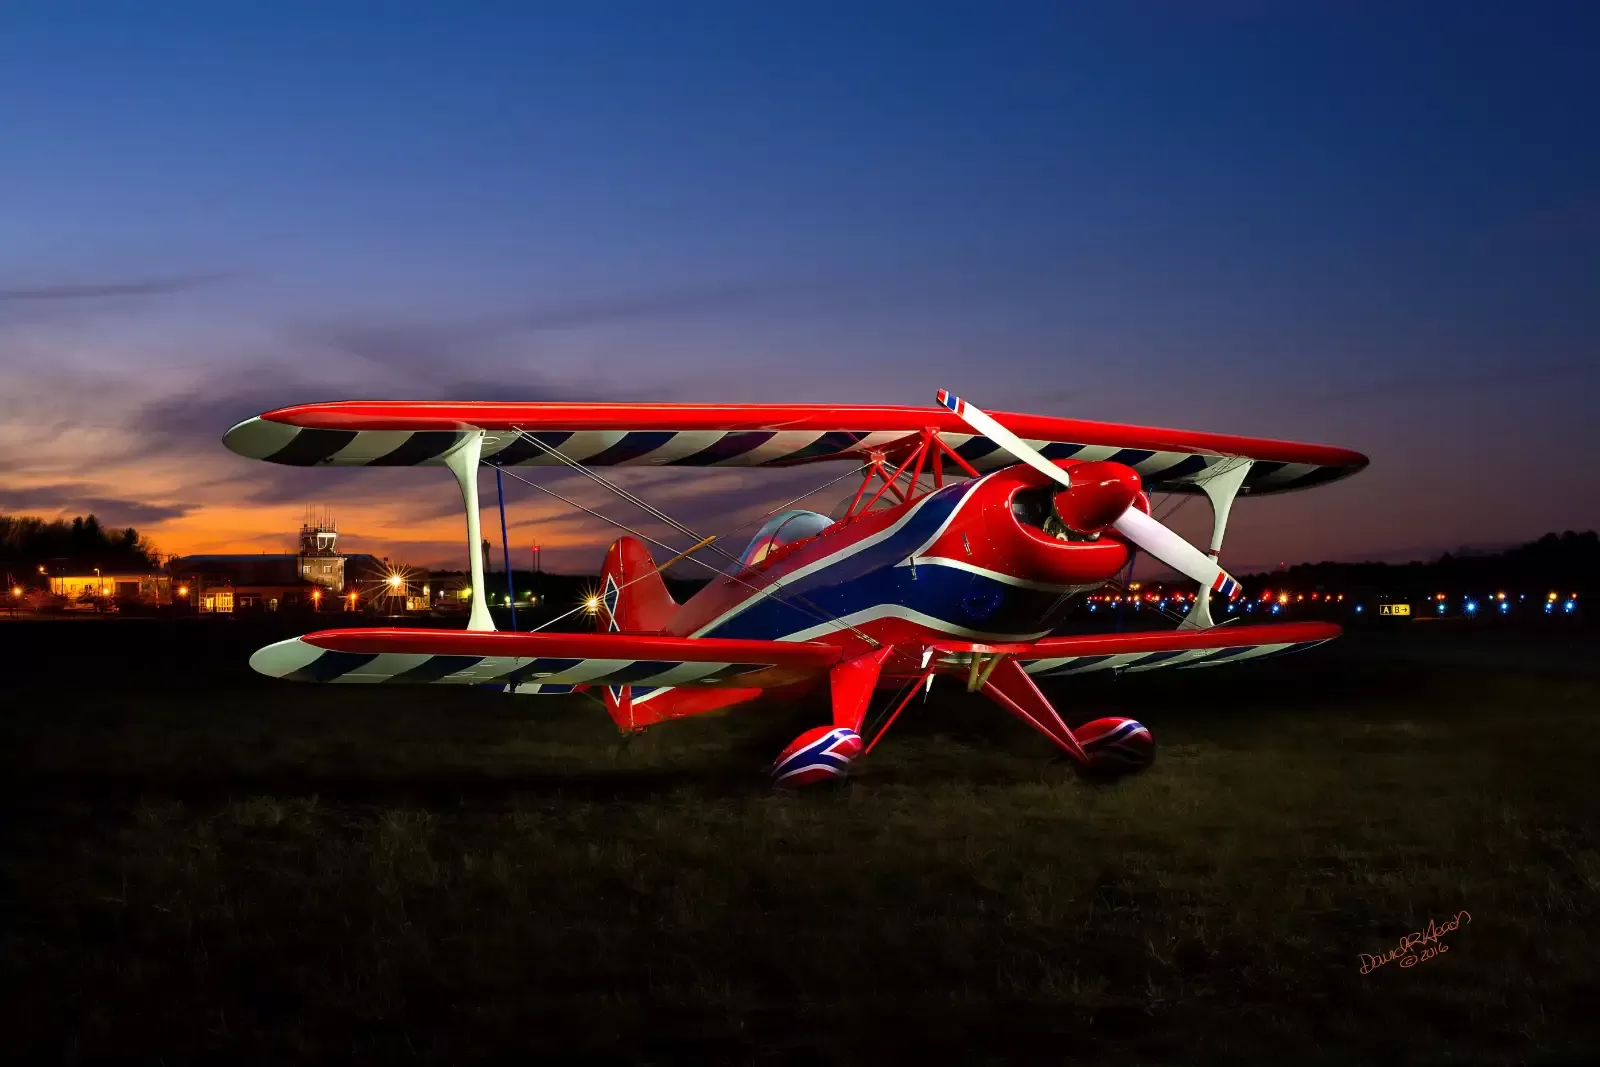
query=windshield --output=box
[738,509,833,568]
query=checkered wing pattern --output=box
[249,628,842,692]
[223,403,1366,496]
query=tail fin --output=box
[597,536,678,633]
[598,536,680,730]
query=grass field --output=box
[5,617,1599,1064]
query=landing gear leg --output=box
[978,658,1088,766]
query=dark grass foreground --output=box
[4,619,1598,1064]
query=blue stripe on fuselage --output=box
[699,481,1075,642]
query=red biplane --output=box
[227,392,1365,785]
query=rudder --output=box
[597,536,678,633]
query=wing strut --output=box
[442,430,496,632]
[1180,458,1253,631]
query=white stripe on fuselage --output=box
[895,471,996,563]
[689,479,982,639]
[900,555,1091,594]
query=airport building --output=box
[166,515,417,613]
[45,570,173,607]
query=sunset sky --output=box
[2,2,1597,575]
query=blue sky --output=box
[2,1,1596,571]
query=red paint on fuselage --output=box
[628,462,1135,705]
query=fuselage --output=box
[661,462,1134,683]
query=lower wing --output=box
[250,628,842,692]
[931,620,1340,677]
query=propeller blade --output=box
[1111,505,1241,601]
[936,390,1071,490]
[935,389,1243,601]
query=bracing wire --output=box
[489,462,863,640]
[500,429,886,643]
[493,459,880,641]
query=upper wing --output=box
[250,627,842,693]
[223,401,1367,495]
[931,620,1341,677]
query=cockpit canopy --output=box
[739,509,833,568]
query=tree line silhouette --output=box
[1241,530,1597,595]
[1,514,161,574]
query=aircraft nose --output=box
[1051,461,1142,534]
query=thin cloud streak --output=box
[0,274,230,303]
[0,484,194,526]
